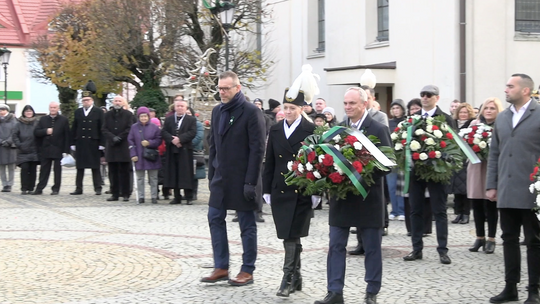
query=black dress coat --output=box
[102,109,134,163]
[263,117,315,239]
[34,114,71,160]
[12,118,39,166]
[329,114,392,228]
[72,106,105,169]
[208,93,266,211]
[161,114,197,189]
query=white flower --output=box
[402,132,408,139]
[473,138,481,145]
[536,194,540,204]
[410,140,421,151]
[334,163,344,175]
[313,171,322,179]
[334,144,341,151]
[309,144,315,149]
[298,163,304,173]
[333,134,341,142]
[395,143,403,151]
[306,162,313,171]
[419,153,428,161]
[441,124,448,131]
[535,181,540,192]
[433,130,443,138]
[397,121,404,128]
[415,129,425,136]
[474,133,483,139]
[318,155,325,163]
[287,161,293,171]
[426,116,434,123]
[463,128,472,134]
[391,133,399,141]
[435,151,442,158]
[353,142,363,150]
[425,138,436,146]
[530,183,536,194]
[426,125,433,133]
[478,141,487,149]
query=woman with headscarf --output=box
[0,104,17,192]
[12,105,39,194]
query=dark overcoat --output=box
[0,113,18,165]
[263,117,315,239]
[161,113,197,189]
[72,106,105,169]
[208,92,266,211]
[329,114,392,228]
[34,114,71,160]
[102,109,133,163]
[12,118,39,165]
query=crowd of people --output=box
[0,71,539,304]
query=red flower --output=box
[472,126,478,132]
[472,145,481,152]
[307,151,316,163]
[440,141,447,148]
[292,161,299,172]
[446,133,453,140]
[401,139,407,145]
[412,152,420,160]
[482,132,489,138]
[421,135,427,141]
[408,118,413,123]
[431,125,439,130]
[467,138,475,144]
[329,172,345,183]
[468,132,475,138]
[394,127,400,133]
[204,120,210,126]
[306,172,316,181]
[534,166,539,175]
[352,161,363,173]
[531,172,536,182]
[428,151,437,158]
[322,155,334,167]
[344,136,358,146]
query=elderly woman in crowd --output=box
[128,107,162,204]
[0,104,17,192]
[13,105,40,194]
[467,97,504,254]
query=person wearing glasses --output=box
[403,85,457,265]
[201,71,266,287]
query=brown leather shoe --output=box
[228,271,254,286]
[200,268,229,283]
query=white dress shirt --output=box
[510,99,532,128]
[283,116,302,139]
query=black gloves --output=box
[243,184,256,201]
[112,136,122,144]
[1,141,10,147]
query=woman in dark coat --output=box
[262,91,315,297]
[449,102,475,224]
[186,107,205,201]
[12,105,39,194]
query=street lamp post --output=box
[219,0,235,71]
[0,47,11,104]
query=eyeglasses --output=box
[215,86,236,92]
[420,92,437,98]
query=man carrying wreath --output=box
[314,87,391,304]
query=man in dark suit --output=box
[403,85,457,265]
[102,96,133,201]
[487,74,540,304]
[33,102,71,195]
[201,71,266,286]
[70,91,105,195]
[314,87,391,304]
[161,97,197,205]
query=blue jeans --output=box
[386,172,404,216]
[208,206,257,274]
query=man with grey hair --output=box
[33,102,71,195]
[361,85,389,127]
[0,104,17,192]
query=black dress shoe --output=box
[1,186,11,192]
[348,244,365,255]
[151,198,157,204]
[169,198,181,205]
[105,190,112,194]
[186,200,193,205]
[407,231,412,236]
[451,214,463,224]
[485,240,496,254]
[138,198,145,204]
[314,291,344,304]
[439,254,451,264]
[459,215,470,224]
[403,250,422,261]
[95,190,102,195]
[70,190,83,195]
[31,190,43,195]
[490,283,518,303]
[123,197,129,202]
[21,190,29,195]
[106,197,119,201]
[469,238,486,252]
[525,292,540,304]
[256,212,265,223]
[50,191,59,195]
[365,292,377,304]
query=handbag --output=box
[193,150,205,167]
[60,154,76,167]
[140,126,159,161]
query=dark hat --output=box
[81,91,93,98]
[390,99,406,112]
[314,113,326,121]
[253,98,263,104]
[268,98,281,110]
[420,85,439,96]
[282,89,305,107]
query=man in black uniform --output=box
[70,91,105,195]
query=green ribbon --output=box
[403,124,414,194]
[447,128,481,164]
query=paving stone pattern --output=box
[0,167,529,303]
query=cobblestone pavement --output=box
[0,167,529,304]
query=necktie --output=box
[351,123,358,129]
[422,113,429,118]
